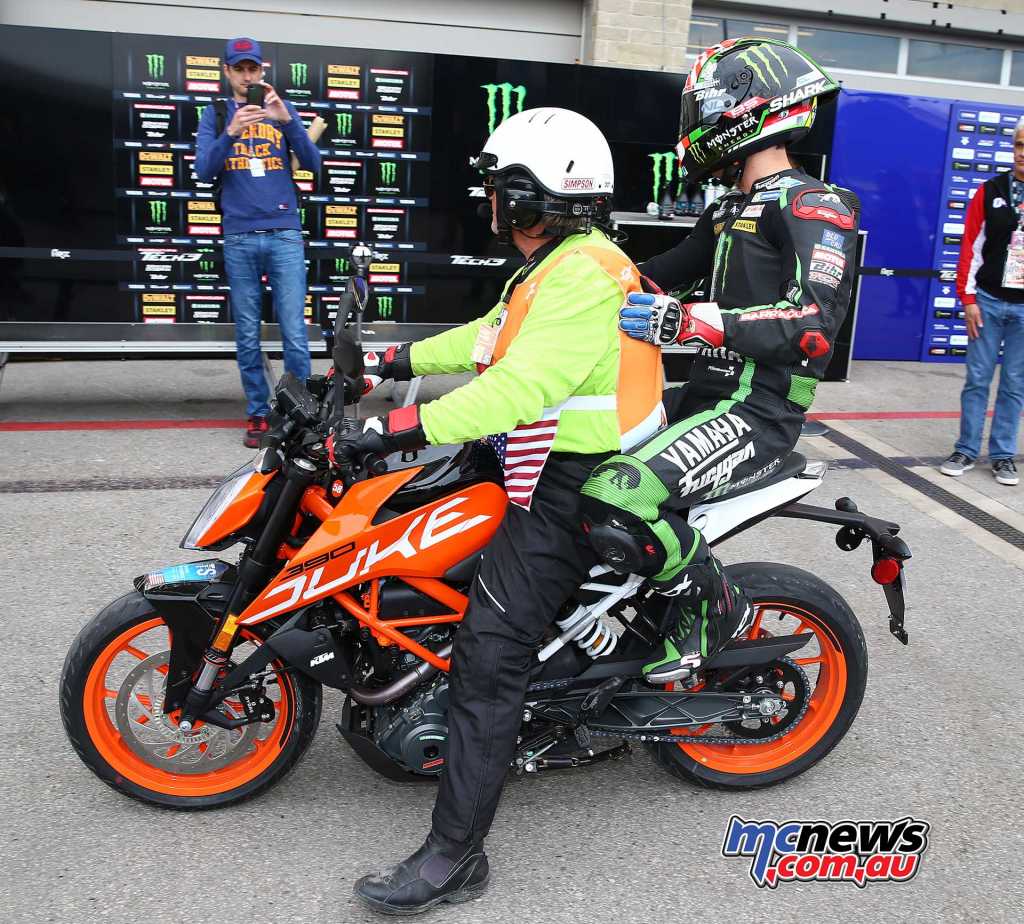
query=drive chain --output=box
[588,658,812,746]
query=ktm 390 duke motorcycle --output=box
[61,322,912,808]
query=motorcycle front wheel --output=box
[648,562,868,790]
[60,592,321,809]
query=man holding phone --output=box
[195,37,322,447]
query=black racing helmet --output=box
[676,37,840,181]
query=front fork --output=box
[178,459,319,730]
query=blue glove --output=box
[619,292,683,345]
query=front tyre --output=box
[648,562,868,790]
[60,592,321,809]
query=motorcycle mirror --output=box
[333,332,365,379]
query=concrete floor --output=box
[1,357,1022,923]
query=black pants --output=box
[431,453,602,845]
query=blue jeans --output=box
[954,287,1024,460]
[223,229,311,418]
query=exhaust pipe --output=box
[347,643,452,706]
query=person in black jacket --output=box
[581,37,861,682]
[940,117,1024,486]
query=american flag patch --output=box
[486,415,561,509]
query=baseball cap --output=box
[225,37,263,66]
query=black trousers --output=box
[431,453,602,845]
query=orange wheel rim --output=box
[83,617,294,797]
[671,603,848,774]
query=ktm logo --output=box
[241,495,492,623]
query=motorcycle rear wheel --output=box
[648,562,868,790]
[60,591,321,809]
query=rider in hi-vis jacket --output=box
[581,37,861,684]
[339,108,663,915]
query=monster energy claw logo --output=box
[299,207,307,225]
[199,259,215,272]
[289,62,308,86]
[145,54,165,80]
[334,258,349,274]
[481,83,526,134]
[736,45,788,91]
[335,112,353,135]
[376,295,394,319]
[649,151,679,203]
[148,200,168,224]
[195,104,207,122]
[379,162,397,186]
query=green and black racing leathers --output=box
[581,167,861,681]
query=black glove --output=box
[364,343,413,383]
[328,405,427,466]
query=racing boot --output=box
[353,830,489,915]
[643,544,753,684]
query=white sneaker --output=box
[992,459,1019,486]
[940,452,974,476]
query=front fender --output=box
[134,560,236,711]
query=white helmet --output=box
[470,107,614,238]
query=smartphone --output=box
[245,84,265,108]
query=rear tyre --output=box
[60,591,321,809]
[648,562,868,790]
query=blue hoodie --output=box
[194,99,322,235]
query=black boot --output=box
[643,546,753,684]
[353,831,490,915]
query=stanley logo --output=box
[335,112,353,135]
[289,62,308,86]
[378,162,397,186]
[376,295,394,319]
[649,151,679,203]
[148,200,168,224]
[145,54,165,80]
[481,83,527,134]
[735,44,788,92]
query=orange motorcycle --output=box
[60,330,911,808]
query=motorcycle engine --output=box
[373,675,450,776]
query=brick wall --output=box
[582,0,693,72]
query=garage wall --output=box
[0,0,586,63]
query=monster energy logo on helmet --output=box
[735,44,788,91]
[145,54,165,80]
[289,62,308,86]
[378,162,397,186]
[148,200,167,224]
[649,151,681,203]
[481,83,527,134]
[335,112,353,135]
[376,295,394,319]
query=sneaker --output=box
[243,416,268,449]
[992,459,1019,486]
[940,452,975,477]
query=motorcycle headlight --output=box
[180,459,258,550]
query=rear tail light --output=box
[871,558,901,585]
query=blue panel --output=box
[921,100,1024,362]
[829,89,950,360]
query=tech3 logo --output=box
[376,295,394,319]
[378,162,398,187]
[289,62,309,87]
[722,816,930,888]
[145,54,165,80]
[649,151,681,203]
[148,200,168,224]
[481,82,527,134]
[335,112,353,136]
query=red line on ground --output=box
[0,418,244,432]
[0,410,1000,432]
